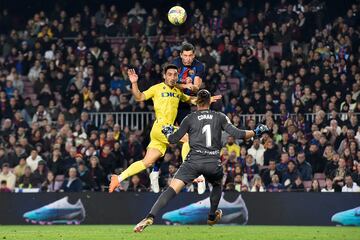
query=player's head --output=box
[196,89,211,108]
[162,64,178,87]
[180,42,195,66]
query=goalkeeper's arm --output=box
[166,117,190,144]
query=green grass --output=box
[0,225,359,240]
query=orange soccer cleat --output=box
[109,175,120,193]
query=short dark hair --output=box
[181,42,195,53]
[196,89,211,106]
[162,64,178,74]
[1,180,6,185]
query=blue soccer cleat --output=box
[331,206,360,226]
[162,193,248,225]
[23,196,86,225]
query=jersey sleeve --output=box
[142,85,156,100]
[220,113,246,139]
[195,62,205,79]
[180,91,191,103]
[168,116,190,144]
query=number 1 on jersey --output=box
[202,124,212,147]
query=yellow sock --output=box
[119,160,146,182]
[181,142,190,162]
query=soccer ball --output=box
[168,6,187,25]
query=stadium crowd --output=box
[0,0,360,193]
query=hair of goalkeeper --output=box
[196,89,211,107]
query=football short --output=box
[147,121,178,157]
[174,158,223,185]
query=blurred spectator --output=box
[0,180,11,192]
[262,159,282,187]
[127,174,146,192]
[14,157,27,180]
[26,149,43,172]
[17,166,37,189]
[290,176,305,192]
[342,175,360,192]
[282,160,300,187]
[0,163,16,190]
[321,177,335,192]
[60,167,83,192]
[250,176,265,192]
[267,174,284,192]
[309,179,321,192]
[248,138,265,166]
[41,171,62,192]
[296,152,312,181]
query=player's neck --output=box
[164,82,174,89]
[197,106,210,111]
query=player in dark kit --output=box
[173,42,205,124]
[133,89,269,232]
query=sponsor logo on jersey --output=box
[161,92,180,98]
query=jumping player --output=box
[133,89,269,232]
[109,65,221,193]
[150,42,206,193]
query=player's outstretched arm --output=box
[128,69,146,102]
[221,113,269,140]
[188,95,222,105]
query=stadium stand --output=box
[0,0,359,193]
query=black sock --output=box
[209,183,222,217]
[149,187,177,218]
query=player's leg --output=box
[202,161,224,225]
[207,179,223,225]
[134,178,185,233]
[134,162,196,232]
[180,138,206,194]
[109,148,162,193]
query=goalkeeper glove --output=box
[253,124,269,137]
[162,125,175,138]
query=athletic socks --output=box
[149,187,177,218]
[209,183,222,217]
[118,160,146,182]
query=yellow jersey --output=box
[143,82,190,124]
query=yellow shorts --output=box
[147,122,175,157]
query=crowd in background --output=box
[0,0,360,193]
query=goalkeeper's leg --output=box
[134,178,185,232]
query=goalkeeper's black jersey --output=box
[168,110,246,162]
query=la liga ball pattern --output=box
[168,6,187,25]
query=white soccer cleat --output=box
[150,171,160,193]
[197,175,206,195]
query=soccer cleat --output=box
[207,209,223,226]
[23,196,85,224]
[162,193,248,225]
[109,175,120,193]
[133,217,154,233]
[150,171,160,193]
[331,206,360,226]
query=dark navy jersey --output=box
[168,110,247,162]
[172,57,205,96]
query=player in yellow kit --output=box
[109,64,220,192]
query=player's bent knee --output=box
[142,159,154,168]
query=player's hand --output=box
[210,95,222,103]
[253,124,270,137]
[127,69,138,84]
[162,125,175,138]
[185,77,192,84]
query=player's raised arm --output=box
[162,117,190,144]
[220,113,269,140]
[187,95,222,105]
[128,69,146,102]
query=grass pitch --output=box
[0,225,358,240]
